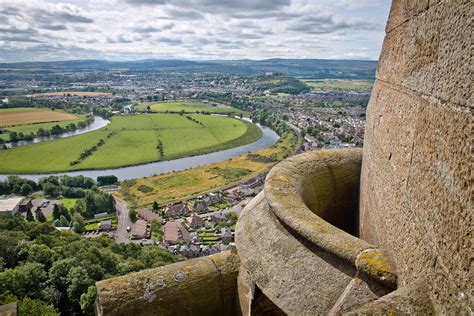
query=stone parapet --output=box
[95,250,239,316]
[235,149,398,314]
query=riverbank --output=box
[119,131,296,207]
[0,120,278,181]
[0,114,260,174]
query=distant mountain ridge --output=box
[0,58,377,79]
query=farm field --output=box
[0,114,87,141]
[32,91,112,97]
[0,113,262,173]
[120,132,298,207]
[136,101,248,115]
[304,79,374,90]
[0,107,79,127]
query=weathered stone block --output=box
[385,0,429,33]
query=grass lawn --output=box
[304,79,374,90]
[120,131,298,206]
[0,113,262,173]
[136,101,248,116]
[60,197,79,210]
[84,215,118,231]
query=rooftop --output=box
[0,196,23,213]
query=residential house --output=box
[163,221,180,244]
[224,188,240,202]
[191,200,207,213]
[211,211,228,223]
[203,192,223,206]
[179,245,200,258]
[212,243,230,253]
[187,213,204,228]
[221,228,233,243]
[130,219,148,239]
[164,202,190,218]
[137,208,162,223]
[99,219,113,231]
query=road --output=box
[114,197,132,243]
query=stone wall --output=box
[359,0,472,313]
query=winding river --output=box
[0,121,279,181]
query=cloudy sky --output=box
[0,0,391,62]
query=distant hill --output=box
[0,58,377,79]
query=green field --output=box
[304,79,374,90]
[0,113,262,173]
[0,115,87,141]
[136,101,247,115]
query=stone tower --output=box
[359,0,472,313]
[95,1,472,314]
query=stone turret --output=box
[95,1,471,314]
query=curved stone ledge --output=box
[236,149,397,314]
[95,250,239,316]
[264,148,396,286]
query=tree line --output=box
[0,116,94,145]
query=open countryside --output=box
[0,113,262,173]
[136,101,248,115]
[0,107,79,127]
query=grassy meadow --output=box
[120,132,298,206]
[136,101,248,115]
[0,113,261,173]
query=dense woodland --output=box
[0,215,179,315]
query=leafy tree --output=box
[43,183,59,197]
[18,296,56,315]
[9,131,18,142]
[129,209,137,222]
[0,262,47,299]
[20,183,33,196]
[0,295,56,316]
[152,201,159,211]
[96,175,118,186]
[27,244,53,268]
[71,214,84,234]
[35,208,47,223]
[26,208,35,222]
[84,192,96,218]
[52,205,61,221]
[59,215,69,227]
[80,285,96,315]
[0,231,27,268]
[67,266,93,308]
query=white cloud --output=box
[0,0,391,62]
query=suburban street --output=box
[114,197,131,243]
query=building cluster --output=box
[126,174,265,258]
[287,107,366,151]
